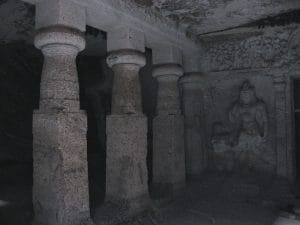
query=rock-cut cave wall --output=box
[197,24,300,180]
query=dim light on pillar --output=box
[152,44,186,198]
[95,26,151,223]
[31,1,94,225]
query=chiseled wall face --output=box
[201,73,276,174]
[197,25,300,176]
[203,25,300,73]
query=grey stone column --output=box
[179,73,206,179]
[97,27,150,219]
[152,45,185,197]
[273,75,288,178]
[32,27,93,225]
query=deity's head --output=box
[239,80,256,105]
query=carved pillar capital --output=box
[107,50,146,69]
[153,64,183,79]
[34,26,85,54]
[106,26,146,115]
[34,27,85,112]
[179,72,203,90]
[152,64,183,115]
[107,50,146,115]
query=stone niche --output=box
[202,72,277,176]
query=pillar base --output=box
[152,114,186,198]
[100,115,150,222]
[94,195,152,225]
[151,181,185,199]
[185,118,206,179]
[32,110,92,225]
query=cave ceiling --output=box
[131,0,300,37]
[0,0,34,44]
[0,0,300,45]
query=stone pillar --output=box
[32,1,93,224]
[99,27,150,218]
[32,28,93,225]
[179,73,206,179]
[152,45,185,197]
[273,75,288,178]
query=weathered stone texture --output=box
[204,26,300,72]
[98,47,150,221]
[106,115,150,213]
[127,0,300,37]
[107,27,145,53]
[32,111,90,225]
[107,51,146,115]
[152,115,185,196]
[32,27,93,225]
[153,64,183,115]
[198,26,300,180]
[36,0,86,31]
[200,72,277,175]
[34,28,85,113]
[152,62,185,196]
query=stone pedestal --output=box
[105,115,150,213]
[152,115,185,197]
[152,64,186,197]
[32,27,93,225]
[180,73,206,179]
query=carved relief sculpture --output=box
[229,80,268,146]
[211,80,275,174]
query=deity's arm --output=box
[256,102,268,138]
[229,104,242,127]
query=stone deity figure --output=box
[229,80,268,146]
[228,80,274,173]
[211,80,274,173]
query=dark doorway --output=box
[0,43,42,225]
[77,55,112,211]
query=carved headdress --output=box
[241,80,254,92]
[239,80,257,104]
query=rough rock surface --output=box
[203,26,300,72]
[129,0,300,36]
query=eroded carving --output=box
[205,27,299,71]
[229,80,268,146]
[211,80,274,174]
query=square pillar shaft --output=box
[33,112,90,225]
[152,45,186,197]
[152,115,185,196]
[106,115,149,212]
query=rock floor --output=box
[0,172,295,225]
[124,172,294,225]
